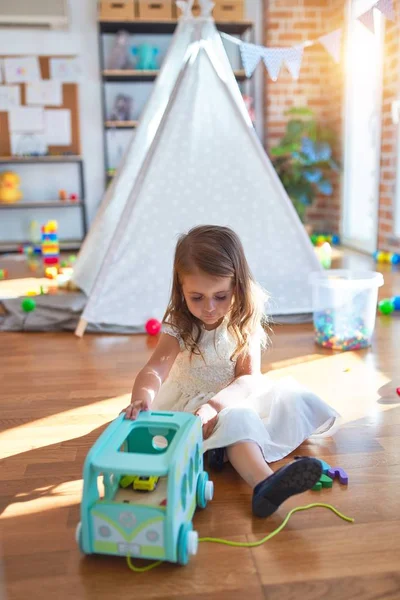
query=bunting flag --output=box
[222,0,398,82]
[239,42,264,78]
[283,46,304,80]
[318,28,342,63]
[375,0,395,20]
[263,48,285,81]
[358,6,375,33]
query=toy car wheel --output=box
[187,530,199,556]
[196,471,213,509]
[75,522,85,553]
[204,480,214,502]
[177,522,194,565]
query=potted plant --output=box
[270,107,340,227]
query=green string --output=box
[126,502,354,573]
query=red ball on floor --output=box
[145,318,161,336]
[396,387,400,397]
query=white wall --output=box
[0,0,104,242]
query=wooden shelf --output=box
[103,69,247,81]
[103,69,158,81]
[0,201,82,209]
[105,120,138,129]
[99,19,253,35]
[0,239,82,253]
[0,155,83,164]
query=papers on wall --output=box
[4,57,41,83]
[8,107,45,133]
[26,80,63,106]
[44,109,71,146]
[11,133,48,156]
[50,58,80,82]
[0,86,21,110]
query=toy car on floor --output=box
[76,411,214,565]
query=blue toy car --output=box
[76,411,214,565]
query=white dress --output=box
[152,320,340,463]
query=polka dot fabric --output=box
[83,48,321,328]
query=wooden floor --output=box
[1,251,400,600]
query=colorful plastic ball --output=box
[21,298,36,313]
[0,268,7,280]
[393,296,400,311]
[145,318,161,336]
[390,253,400,265]
[397,387,400,397]
[378,298,395,315]
[310,234,317,246]
[331,234,340,245]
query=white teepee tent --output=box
[73,7,321,335]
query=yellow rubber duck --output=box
[0,171,22,203]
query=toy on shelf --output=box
[378,296,400,315]
[110,94,133,122]
[107,30,132,70]
[0,171,22,204]
[76,411,213,565]
[373,250,400,265]
[41,220,59,268]
[131,44,159,70]
[59,189,68,201]
[311,233,340,246]
[0,268,8,280]
[145,318,161,336]
[69,193,79,202]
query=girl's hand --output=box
[195,403,218,440]
[122,399,151,420]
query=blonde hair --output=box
[163,225,269,359]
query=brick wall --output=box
[378,0,400,252]
[264,0,345,233]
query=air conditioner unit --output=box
[0,0,69,29]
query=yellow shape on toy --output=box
[0,171,22,204]
[43,220,58,234]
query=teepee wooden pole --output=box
[75,318,88,338]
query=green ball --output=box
[378,298,395,315]
[21,298,36,313]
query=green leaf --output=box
[285,107,314,118]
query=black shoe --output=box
[252,457,322,518]
[207,447,225,472]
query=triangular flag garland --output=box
[283,46,304,80]
[239,42,264,78]
[263,48,285,81]
[319,29,342,63]
[375,0,395,21]
[221,0,397,81]
[358,7,376,33]
[358,0,396,32]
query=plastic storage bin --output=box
[309,270,384,351]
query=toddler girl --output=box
[124,225,339,517]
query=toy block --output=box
[317,459,331,474]
[327,467,349,485]
[312,474,333,491]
